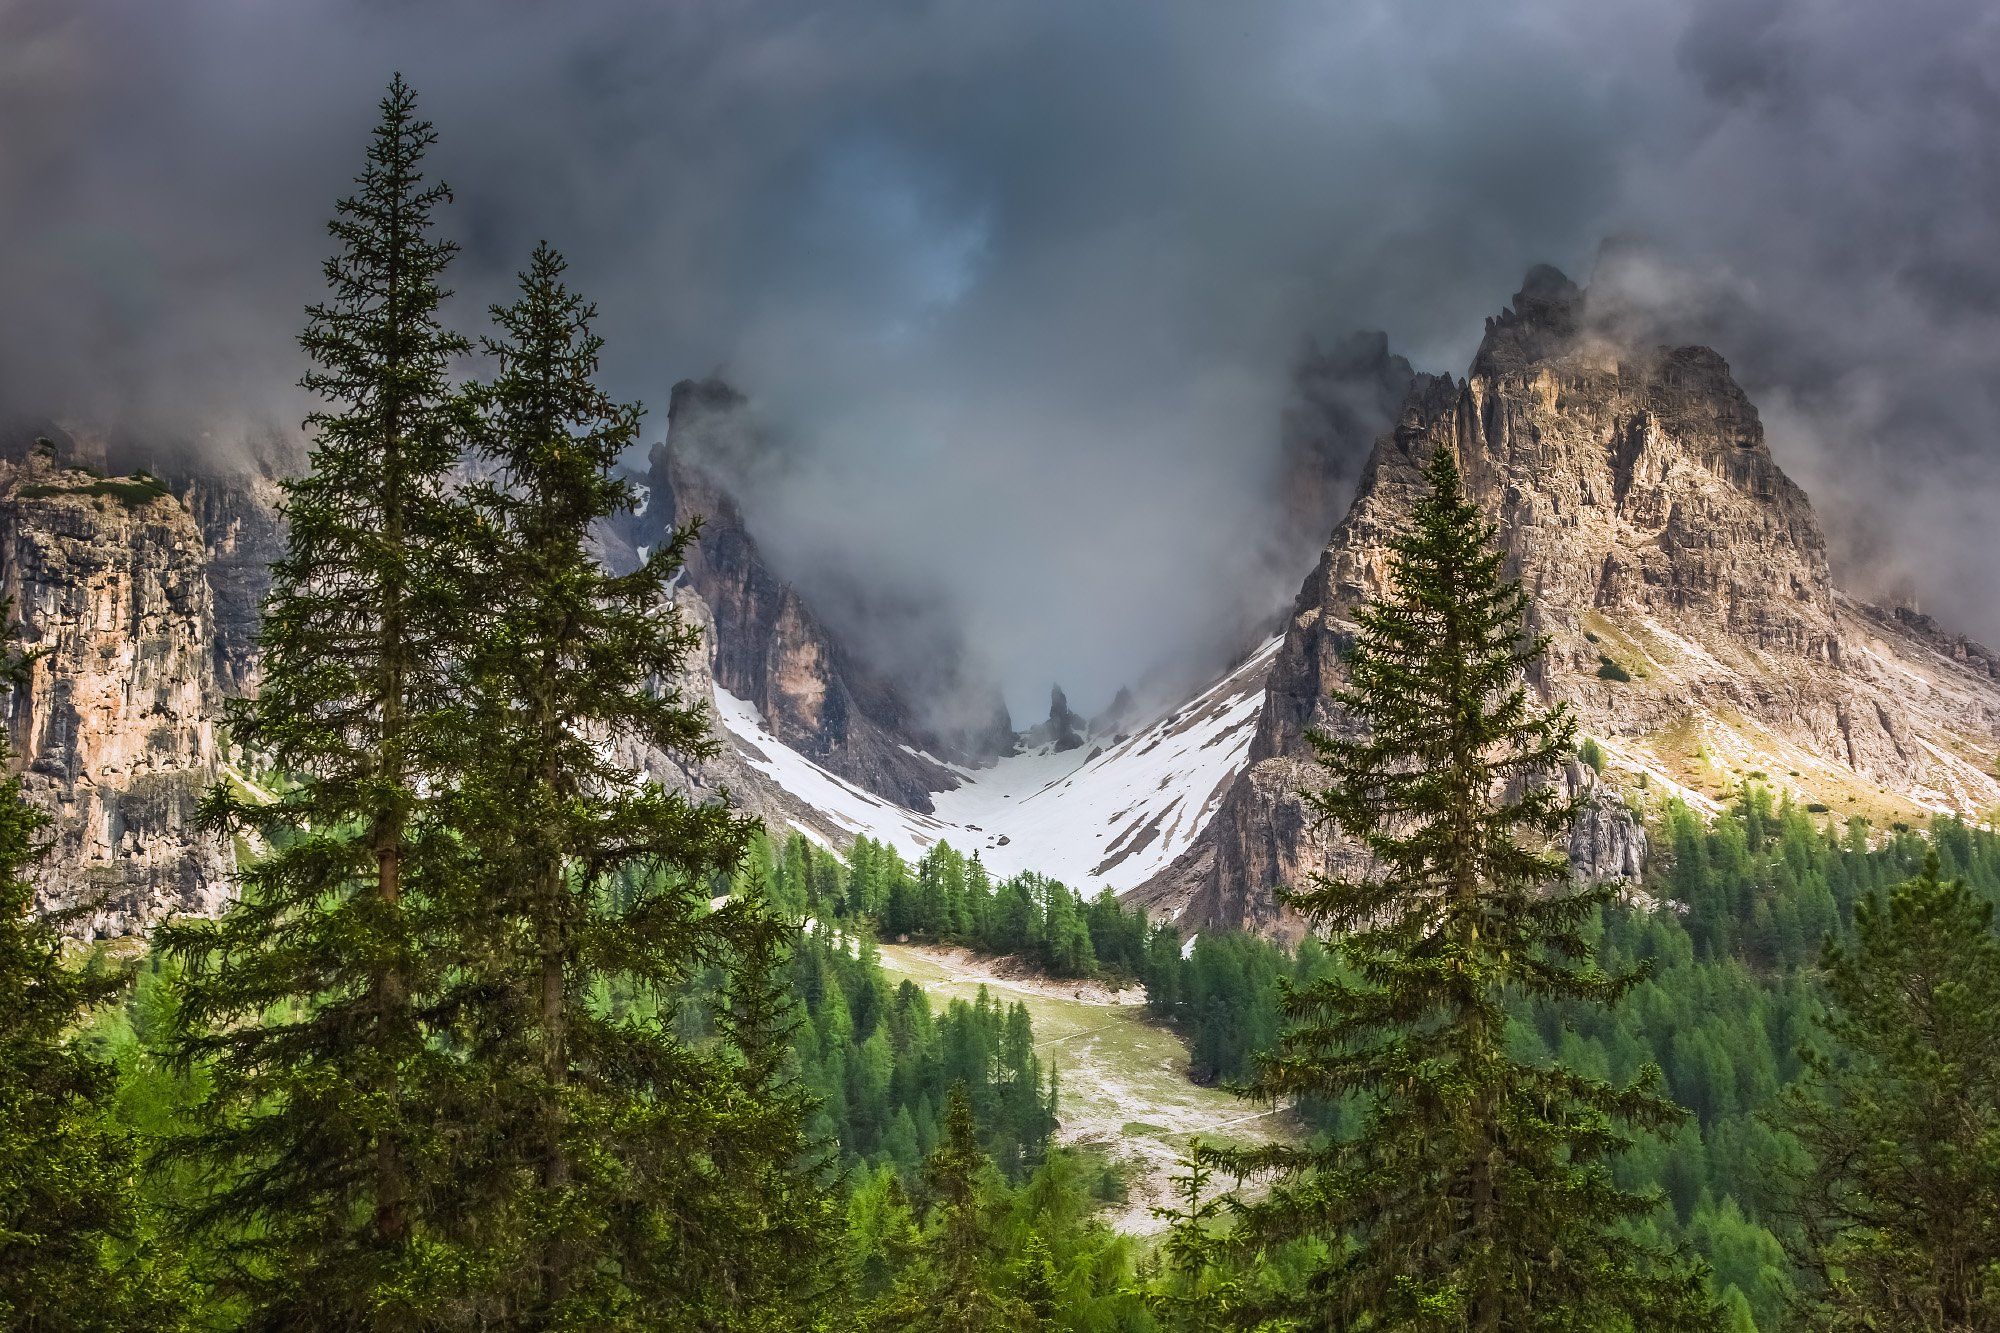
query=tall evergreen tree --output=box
[158,76,483,1329]
[1209,447,1715,1330]
[868,1083,1034,1331]
[708,892,843,1330]
[458,241,756,1326]
[0,634,148,1331]
[1770,850,2000,1328]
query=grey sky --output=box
[4,0,1997,716]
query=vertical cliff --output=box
[0,452,228,935]
[173,468,286,697]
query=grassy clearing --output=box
[878,941,1292,1233]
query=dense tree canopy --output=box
[1770,850,2000,1328]
[156,76,489,1328]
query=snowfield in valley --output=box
[712,635,1283,897]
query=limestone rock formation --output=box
[629,379,960,810]
[1023,685,1087,752]
[599,583,869,847]
[1141,267,2000,936]
[0,454,228,935]
[171,468,286,697]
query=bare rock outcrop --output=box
[603,582,929,851]
[630,379,960,810]
[1141,266,2000,936]
[1023,684,1087,753]
[0,455,228,935]
[172,468,286,697]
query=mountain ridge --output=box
[10,268,2000,941]
[1135,266,2000,937]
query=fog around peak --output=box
[4,0,1999,714]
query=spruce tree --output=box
[158,76,483,1329]
[457,241,757,1326]
[1770,850,2000,1328]
[1148,1139,1250,1330]
[708,893,843,1330]
[1209,447,1715,1330]
[0,636,147,1331]
[868,1083,1033,1331]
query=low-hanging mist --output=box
[4,0,1999,717]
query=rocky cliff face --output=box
[1022,685,1087,753]
[171,468,286,697]
[1141,266,2000,937]
[2,378,981,931]
[631,379,961,810]
[0,455,229,935]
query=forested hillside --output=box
[36,788,2000,1328]
[1135,791,2000,1329]
[688,795,2000,1330]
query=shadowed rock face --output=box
[633,379,960,811]
[1141,267,2000,939]
[170,468,286,698]
[0,454,229,935]
[1022,684,1086,753]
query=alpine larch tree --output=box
[157,76,486,1330]
[1208,446,1717,1331]
[458,241,774,1327]
[1769,849,2000,1329]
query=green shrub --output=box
[1595,654,1632,683]
[15,476,170,508]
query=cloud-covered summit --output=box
[4,0,1998,713]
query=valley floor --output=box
[876,942,1291,1233]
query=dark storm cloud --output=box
[3,0,1998,713]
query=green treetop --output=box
[1209,446,1716,1331]
[1770,849,2000,1329]
[868,1082,1036,1331]
[158,75,485,1329]
[457,241,763,1327]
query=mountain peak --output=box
[1036,684,1086,752]
[1517,262,1582,307]
[666,375,747,425]
[1142,269,2000,939]
[1473,263,1585,378]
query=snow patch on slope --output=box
[710,687,951,851]
[712,637,1282,897]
